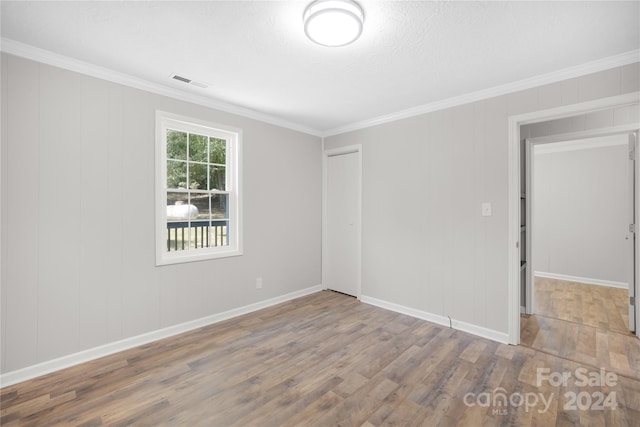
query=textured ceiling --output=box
[1,1,639,134]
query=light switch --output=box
[481,202,492,217]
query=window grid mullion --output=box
[187,132,193,249]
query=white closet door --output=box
[325,150,360,297]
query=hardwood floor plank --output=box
[533,277,632,335]
[2,290,639,426]
[522,277,640,382]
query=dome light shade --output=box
[303,0,364,47]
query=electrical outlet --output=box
[256,277,263,289]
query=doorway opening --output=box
[508,93,640,346]
[520,131,640,379]
[508,94,640,380]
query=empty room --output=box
[1,1,639,426]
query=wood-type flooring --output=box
[2,290,640,426]
[521,277,640,382]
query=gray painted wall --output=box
[0,54,322,374]
[522,104,640,139]
[533,140,629,285]
[2,50,639,376]
[324,63,639,335]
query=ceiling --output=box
[1,1,639,135]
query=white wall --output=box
[0,54,322,375]
[533,139,629,286]
[324,63,639,338]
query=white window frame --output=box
[155,111,242,265]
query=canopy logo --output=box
[463,387,553,415]
[463,367,618,415]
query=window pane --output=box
[209,138,226,164]
[189,162,207,190]
[166,192,192,252]
[166,225,190,252]
[167,161,187,189]
[194,194,229,220]
[167,226,205,252]
[209,220,229,247]
[166,192,195,220]
[189,193,209,219]
[210,193,229,219]
[209,165,226,191]
[189,134,208,162]
[187,222,210,250]
[167,130,187,160]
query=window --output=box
[156,111,242,265]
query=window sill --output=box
[156,248,243,266]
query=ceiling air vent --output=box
[170,74,208,89]
[171,74,192,83]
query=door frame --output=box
[629,131,637,332]
[322,144,363,298]
[508,92,640,345]
[524,128,638,320]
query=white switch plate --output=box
[256,277,263,289]
[481,202,492,217]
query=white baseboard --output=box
[534,271,628,289]
[359,295,510,345]
[0,285,323,388]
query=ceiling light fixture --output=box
[303,0,364,47]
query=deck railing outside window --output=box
[166,219,228,251]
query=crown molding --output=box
[323,49,640,137]
[2,38,638,139]
[0,38,323,137]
